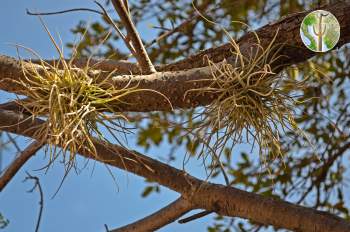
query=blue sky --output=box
[0,1,220,231]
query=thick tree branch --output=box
[29,57,140,74]
[0,141,43,191]
[0,2,350,112]
[0,56,214,111]
[110,0,156,73]
[111,197,193,232]
[1,109,350,232]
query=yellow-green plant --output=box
[187,31,310,165]
[16,57,140,168]
[11,21,171,171]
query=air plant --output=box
[187,30,310,168]
[11,20,171,172]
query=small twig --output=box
[111,0,156,73]
[146,11,201,48]
[94,1,137,57]
[111,197,193,232]
[0,141,43,191]
[178,210,213,224]
[26,8,104,16]
[6,132,21,153]
[23,172,44,232]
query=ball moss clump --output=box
[188,32,308,162]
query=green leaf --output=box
[141,186,154,198]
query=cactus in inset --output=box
[312,12,328,51]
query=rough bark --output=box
[1,109,350,232]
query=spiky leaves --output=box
[188,32,308,164]
[14,58,139,169]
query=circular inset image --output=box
[300,10,340,52]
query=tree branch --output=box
[0,141,43,191]
[0,55,215,111]
[110,0,156,73]
[29,57,140,74]
[1,109,350,232]
[111,197,193,232]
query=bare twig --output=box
[23,172,44,232]
[111,197,193,232]
[94,1,137,59]
[178,210,213,224]
[0,141,43,191]
[111,0,156,73]
[6,132,21,153]
[26,8,104,16]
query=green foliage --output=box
[0,213,9,229]
[137,124,163,149]
[303,14,317,25]
[141,181,161,198]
